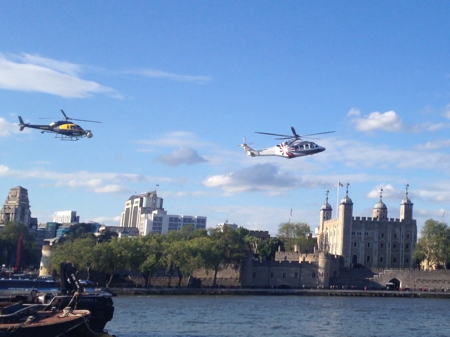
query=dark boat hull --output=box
[0,310,90,337]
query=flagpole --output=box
[336,182,340,219]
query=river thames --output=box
[105,295,450,337]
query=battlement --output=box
[352,216,403,224]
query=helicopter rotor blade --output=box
[60,109,69,120]
[255,131,292,137]
[291,126,299,138]
[69,118,102,123]
[300,131,335,137]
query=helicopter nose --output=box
[86,131,93,138]
[319,146,325,152]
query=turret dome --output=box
[321,202,332,210]
[373,200,387,209]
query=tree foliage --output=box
[414,219,450,270]
[277,222,315,253]
[0,222,40,268]
[49,226,251,287]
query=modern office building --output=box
[119,191,207,235]
[52,210,80,224]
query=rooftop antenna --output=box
[405,183,410,199]
[379,186,384,201]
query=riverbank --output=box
[109,287,450,298]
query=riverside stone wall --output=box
[371,269,450,290]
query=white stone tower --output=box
[338,183,353,268]
[400,184,413,222]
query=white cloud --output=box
[203,163,298,194]
[88,216,121,225]
[125,69,211,84]
[157,147,207,166]
[0,53,119,98]
[138,131,210,150]
[416,139,450,150]
[351,110,403,132]
[0,165,171,194]
[317,137,450,171]
[411,122,448,132]
[347,107,361,116]
[367,184,402,199]
[443,104,450,120]
[0,117,20,136]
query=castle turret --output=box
[400,184,413,222]
[372,187,388,221]
[338,183,353,267]
[319,190,332,230]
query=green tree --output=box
[0,222,40,269]
[277,222,314,252]
[414,219,450,269]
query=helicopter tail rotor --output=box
[18,116,26,131]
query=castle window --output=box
[312,272,316,279]
[381,233,384,238]
[270,272,274,278]
[405,244,409,249]
[252,272,257,278]
[354,242,357,247]
[367,256,370,262]
[294,272,298,278]
[367,242,370,247]
[380,257,383,262]
[282,272,286,279]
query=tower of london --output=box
[317,185,417,269]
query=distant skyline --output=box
[0,1,449,234]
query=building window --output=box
[393,257,397,263]
[405,258,409,264]
[367,242,370,248]
[405,244,409,249]
[282,272,286,279]
[270,272,274,278]
[252,272,256,279]
[394,234,397,239]
[367,256,370,262]
[380,257,383,262]
[354,242,357,247]
[312,272,315,279]
[393,244,397,249]
[294,272,298,278]
[381,233,384,238]
[365,232,368,236]
[406,234,410,239]
[352,232,355,235]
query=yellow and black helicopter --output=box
[18,110,100,140]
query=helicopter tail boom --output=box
[240,143,259,157]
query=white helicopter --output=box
[241,127,335,159]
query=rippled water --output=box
[106,295,450,337]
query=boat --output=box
[0,301,91,337]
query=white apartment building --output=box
[53,210,79,224]
[119,191,207,235]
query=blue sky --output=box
[0,1,450,234]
